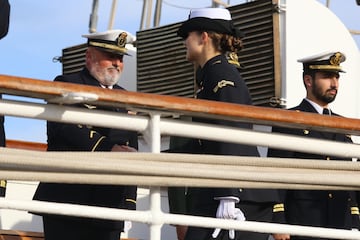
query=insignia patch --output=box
[89,130,97,139]
[116,32,127,48]
[213,80,235,93]
[229,52,238,62]
[227,52,241,68]
[330,52,342,66]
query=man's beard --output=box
[312,82,337,104]
[89,63,122,87]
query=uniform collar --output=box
[304,98,330,114]
[197,54,227,88]
[203,54,225,69]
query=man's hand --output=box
[175,225,188,240]
[123,221,132,233]
[212,198,245,239]
[272,233,290,240]
[111,144,137,152]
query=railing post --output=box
[149,113,161,154]
[148,113,162,240]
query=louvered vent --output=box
[61,44,87,75]
[136,23,195,98]
[230,0,277,106]
[136,0,277,106]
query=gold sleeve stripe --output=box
[0,180,6,188]
[351,207,360,215]
[91,136,106,152]
[273,203,284,213]
[126,199,137,204]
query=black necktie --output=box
[322,108,335,140]
[323,108,330,115]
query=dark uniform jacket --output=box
[177,55,282,220]
[0,0,9,197]
[0,92,5,196]
[33,68,138,230]
[0,0,10,40]
[0,94,5,197]
[268,99,360,235]
[0,0,9,146]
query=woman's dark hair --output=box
[207,31,244,54]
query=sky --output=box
[0,0,359,143]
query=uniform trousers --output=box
[184,201,273,240]
[43,216,121,240]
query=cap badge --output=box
[116,32,127,48]
[330,52,342,66]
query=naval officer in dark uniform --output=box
[268,51,360,240]
[174,8,283,240]
[33,30,138,240]
[0,0,10,40]
[0,0,10,197]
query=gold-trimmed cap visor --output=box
[88,40,129,56]
[308,63,344,72]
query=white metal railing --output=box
[0,198,360,240]
[1,99,360,158]
[1,95,360,239]
[1,147,360,239]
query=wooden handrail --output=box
[0,229,44,240]
[1,74,360,135]
[6,140,46,151]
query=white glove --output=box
[212,198,245,239]
[124,221,132,233]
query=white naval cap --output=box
[188,8,232,20]
[297,51,346,73]
[82,29,136,56]
[177,8,244,39]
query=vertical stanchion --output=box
[148,113,162,240]
[149,113,161,154]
